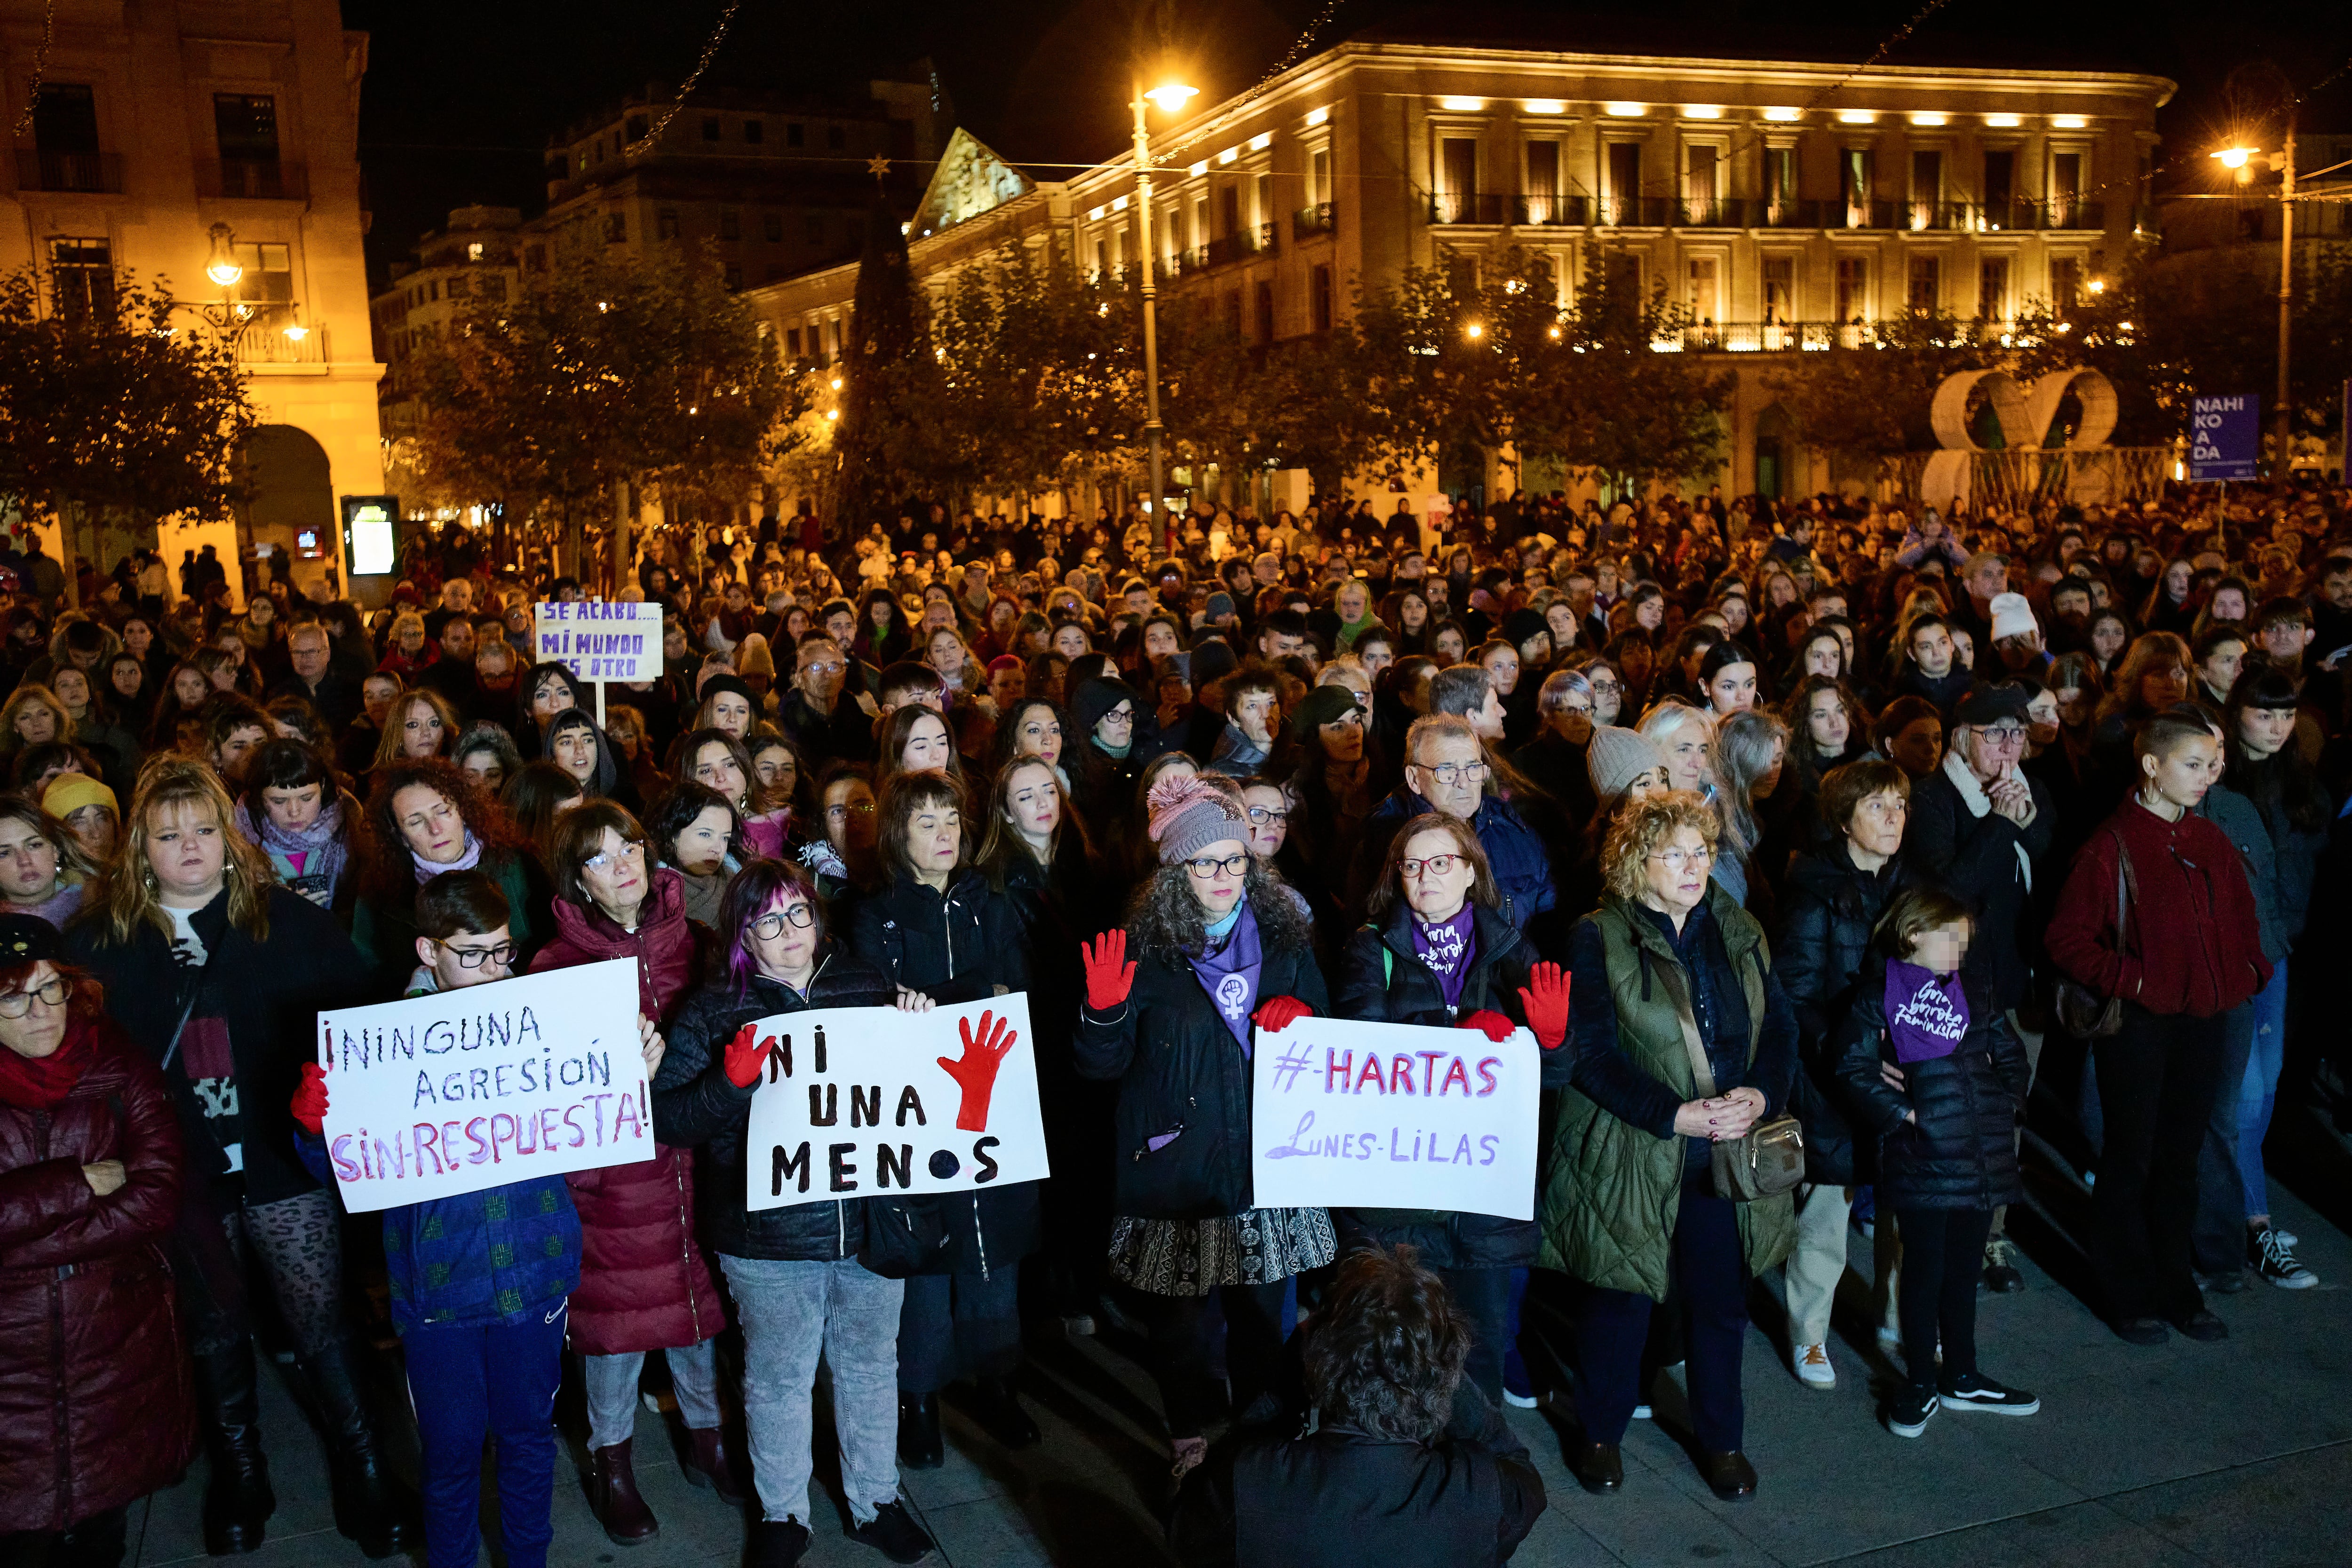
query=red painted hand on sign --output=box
[938,1009,1017,1132]
[725,1022,777,1089]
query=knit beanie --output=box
[1071,675,1141,736]
[1585,724,1669,801]
[1146,773,1246,866]
[41,773,117,822]
[1290,682,1364,738]
[699,672,757,710]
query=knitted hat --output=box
[0,915,58,964]
[1205,591,1236,620]
[1988,592,2039,643]
[1503,608,1548,646]
[1146,773,1246,866]
[699,671,757,710]
[41,773,116,822]
[1585,725,1669,802]
[1071,675,1142,736]
[1290,682,1365,738]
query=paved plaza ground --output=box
[135,1120,2352,1568]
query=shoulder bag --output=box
[2054,831,2137,1038]
[1655,961,1804,1202]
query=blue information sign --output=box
[2189,395,2259,482]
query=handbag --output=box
[1655,963,1804,1202]
[857,1195,952,1280]
[2054,832,2137,1038]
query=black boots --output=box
[192,1343,276,1555]
[967,1376,1040,1449]
[300,1337,418,1559]
[897,1391,944,1469]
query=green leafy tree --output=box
[1764,309,1994,467]
[1540,246,1735,495]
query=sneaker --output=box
[1793,1343,1836,1391]
[2251,1227,2319,1289]
[750,1518,813,1568]
[847,1501,936,1564]
[1875,1324,1903,1354]
[1884,1385,1938,1438]
[1502,1355,1538,1408]
[1631,1402,1653,1420]
[1939,1372,2040,1416]
[2114,1316,2169,1346]
[1982,1235,2025,1294]
[1502,1388,1539,1408]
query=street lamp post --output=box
[2215,116,2300,475]
[1133,80,1194,551]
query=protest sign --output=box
[315,958,650,1213]
[2189,395,2259,482]
[1250,1014,1540,1221]
[743,995,1048,1212]
[532,600,663,681]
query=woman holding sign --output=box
[1334,813,1572,1404]
[654,858,941,1568]
[1075,771,1332,1481]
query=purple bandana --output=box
[1412,905,1478,1011]
[1186,901,1263,1055]
[1886,959,1969,1063]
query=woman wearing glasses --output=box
[652,859,940,1566]
[528,800,729,1544]
[355,757,547,996]
[1537,792,1796,1503]
[1075,772,1331,1481]
[1333,814,1571,1404]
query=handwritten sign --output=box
[532,600,662,681]
[743,995,1048,1211]
[315,959,650,1213]
[1251,1014,1540,1221]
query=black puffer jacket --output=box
[844,868,1018,1005]
[1831,963,2028,1211]
[1075,895,1330,1220]
[652,949,895,1262]
[1774,845,1908,1185]
[1330,903,1547,1269]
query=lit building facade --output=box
[0,0,385,599]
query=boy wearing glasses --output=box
[288,871,580,1568]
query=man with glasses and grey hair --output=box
[1907,681,2054,1294]
[1344,714,1556,933]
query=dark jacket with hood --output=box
[1906,754,2053,1011]
[1831,963,2028,1211]
[1773,843,1909,1185]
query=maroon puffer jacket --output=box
[0,1018,194,1530]
[531,870,723,1355]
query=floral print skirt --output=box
[1107,1206,1335,1295]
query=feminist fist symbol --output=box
[938,1009,1017,1132]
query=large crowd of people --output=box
[3,475,2347,1568]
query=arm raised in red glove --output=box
[290,1060,330,1137]
[1517,962,1572,1050]
[1457,1008,1517,1043]
[1081,930,1136,1012]
[1252,995,1314,1035]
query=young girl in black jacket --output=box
[1833,886,2038,1439]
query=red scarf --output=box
[0,1018,97,1112]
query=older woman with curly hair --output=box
[1535,791,1796,1503]
[353,756,546,993]
[1075,772,1333,1479]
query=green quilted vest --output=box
[1534,886,1796,1299]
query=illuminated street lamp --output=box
[2213,120,2298,471]
[204,222,245,288]
[1133,78,1195,542]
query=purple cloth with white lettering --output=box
[1185,900,1264,1056]
[1411,904,1478,1012]
[1885,958,1970,1064]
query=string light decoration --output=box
[627,0,743,160]
[12,0,57,143]
[1157,0,1351,165]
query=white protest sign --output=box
[1250,1014,1540,1221]
[532,600,663,681]
[743,995,1048,1211]
[315,958,651,1213]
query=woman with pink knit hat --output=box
[1074,771,1332,1479]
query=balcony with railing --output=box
[14,149,123,194]
[1293,202,1336,240]
[1515,193,1589,227]
[229,311,329,367]
[196,158,310,201]
[1202,223,1276,268]
[1428,190,1508,225]
[1424,189,2114,235]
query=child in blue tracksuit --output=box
[293,871,582,1568]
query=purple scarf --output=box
[413,829,485,885]
[1886,959,1969,1063]
[1412,905,1478,1011]
[1186,901,1264,1055]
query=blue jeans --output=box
[402,1305,567,1568]
[720,1254,905,1528]
[2235,958,2290,1218]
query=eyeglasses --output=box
[1100,706,1135,724]
[440,942,518,970]
[1974,725,2029,746]
[1400,853,1462,879]
[582,841,646,872]
[1588,678,1622,695]
[1245,805,1288,825]
[1185,852,1250,879]
[825,800,875,819]
[1414,760,1487,787]
[750,905,817,938]
[1649,846,1713,871]
[0,975,70,1017]
[800,660,845,676]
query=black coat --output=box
[652,950,895,1262]
[1831,965,2028,1211]
[844,868,1018,1005]
[1075,896,1330,1220]
[1773,845,1908,1186]
[1331,904,1544,1269]
[1905,761,2052,1012]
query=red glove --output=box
[290,1060,330,1137]
[938,1009,1017,1132]
[1518,962,1572,1050]
[1081,930,1136,1012]
[1458,1009,1517,1043]
[1252,995,1313,1035]
[725,1022,773,1089]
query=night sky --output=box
[340,0,2352,284]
